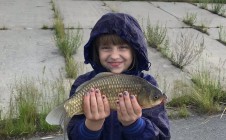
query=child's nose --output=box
[110,48,120,59]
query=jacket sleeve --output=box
[121,104,170,140]
[67,115,103,140]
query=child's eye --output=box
[119,45,129,49]
[99,46,111,51]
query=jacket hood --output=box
[84,12,151,73]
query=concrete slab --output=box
[0,30,65,114]
[55,0,110,29]
[151,2,226,28]
[208,26,226,40]
[146,47,191,100]
[165,28,226,89]
[166,28,226,69]
[104,1,187,28]
[196,3,226,18]
[72,28,93,74]
[0,0,53,29]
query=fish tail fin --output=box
[45,103,67,125]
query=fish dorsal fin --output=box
[93,72,114,79]
[75,72,114,92]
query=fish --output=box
[46,72,166,125]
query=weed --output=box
[218,25,226,45]
[169,32,205,69]
[0,26,8,30]
[183,12,197,26]
[52,0,83,78]
[190,67,225,114]
[168,62,226,115]
[178,105,190,118]
[55,29,83,58]
[54,18,65,41]
[0,74,70,138]
[65,56,78,78]
[193,23,209,35]
[145,18,168,50]
[41,25,49,30]
[167,105,190,119]
[198,0,210,9]
[210,0,226,15]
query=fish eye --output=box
[153,96,159,100]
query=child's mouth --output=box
[109,62,122,67]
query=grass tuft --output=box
[168,62,226,115]
[169,32,205,69]
[183,12,197,26]
[0,26,9,30]
[41,25,49,30]
[198,0,210,9]
[145,19,167,50]
[218,25,226,45]
[52,0,83,78]
[0,74,70,138]
[210,0,226,15]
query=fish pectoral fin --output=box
[46,103,67,125]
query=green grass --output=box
[169,33,205,69]
[198,0,210,9]
[0,26,9,30]
[183,12,197,26]
[55,29,82,58]
[0,74,70,139]
[193,23,209,35]
[210,0,226,15]
[145,18,205,70]
[196,0,226,17]
[168,63,226,115]
[218,25,226,45]
[145,17,168,50]
[65,56,79,78]
[41,25,50,30]
[52,0,83,78]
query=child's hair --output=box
[92,34,137,71]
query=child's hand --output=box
[116,91,142,126]
[83,88,110,131]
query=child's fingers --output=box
[118,93,129,117]
[102,95,110,114]
[123,91,135,116]
[89,88,98,115]
[130,95,142,116]
[95,88,105,113]
[83,91,91,118]
[116,99,122,118]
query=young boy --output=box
[67,13,170,140]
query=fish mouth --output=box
[160,93,167,104]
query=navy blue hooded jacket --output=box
[67,13,170,140]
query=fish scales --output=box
[64,73,163,117]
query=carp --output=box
[46,72,166,125]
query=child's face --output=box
[98,43,133,74]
